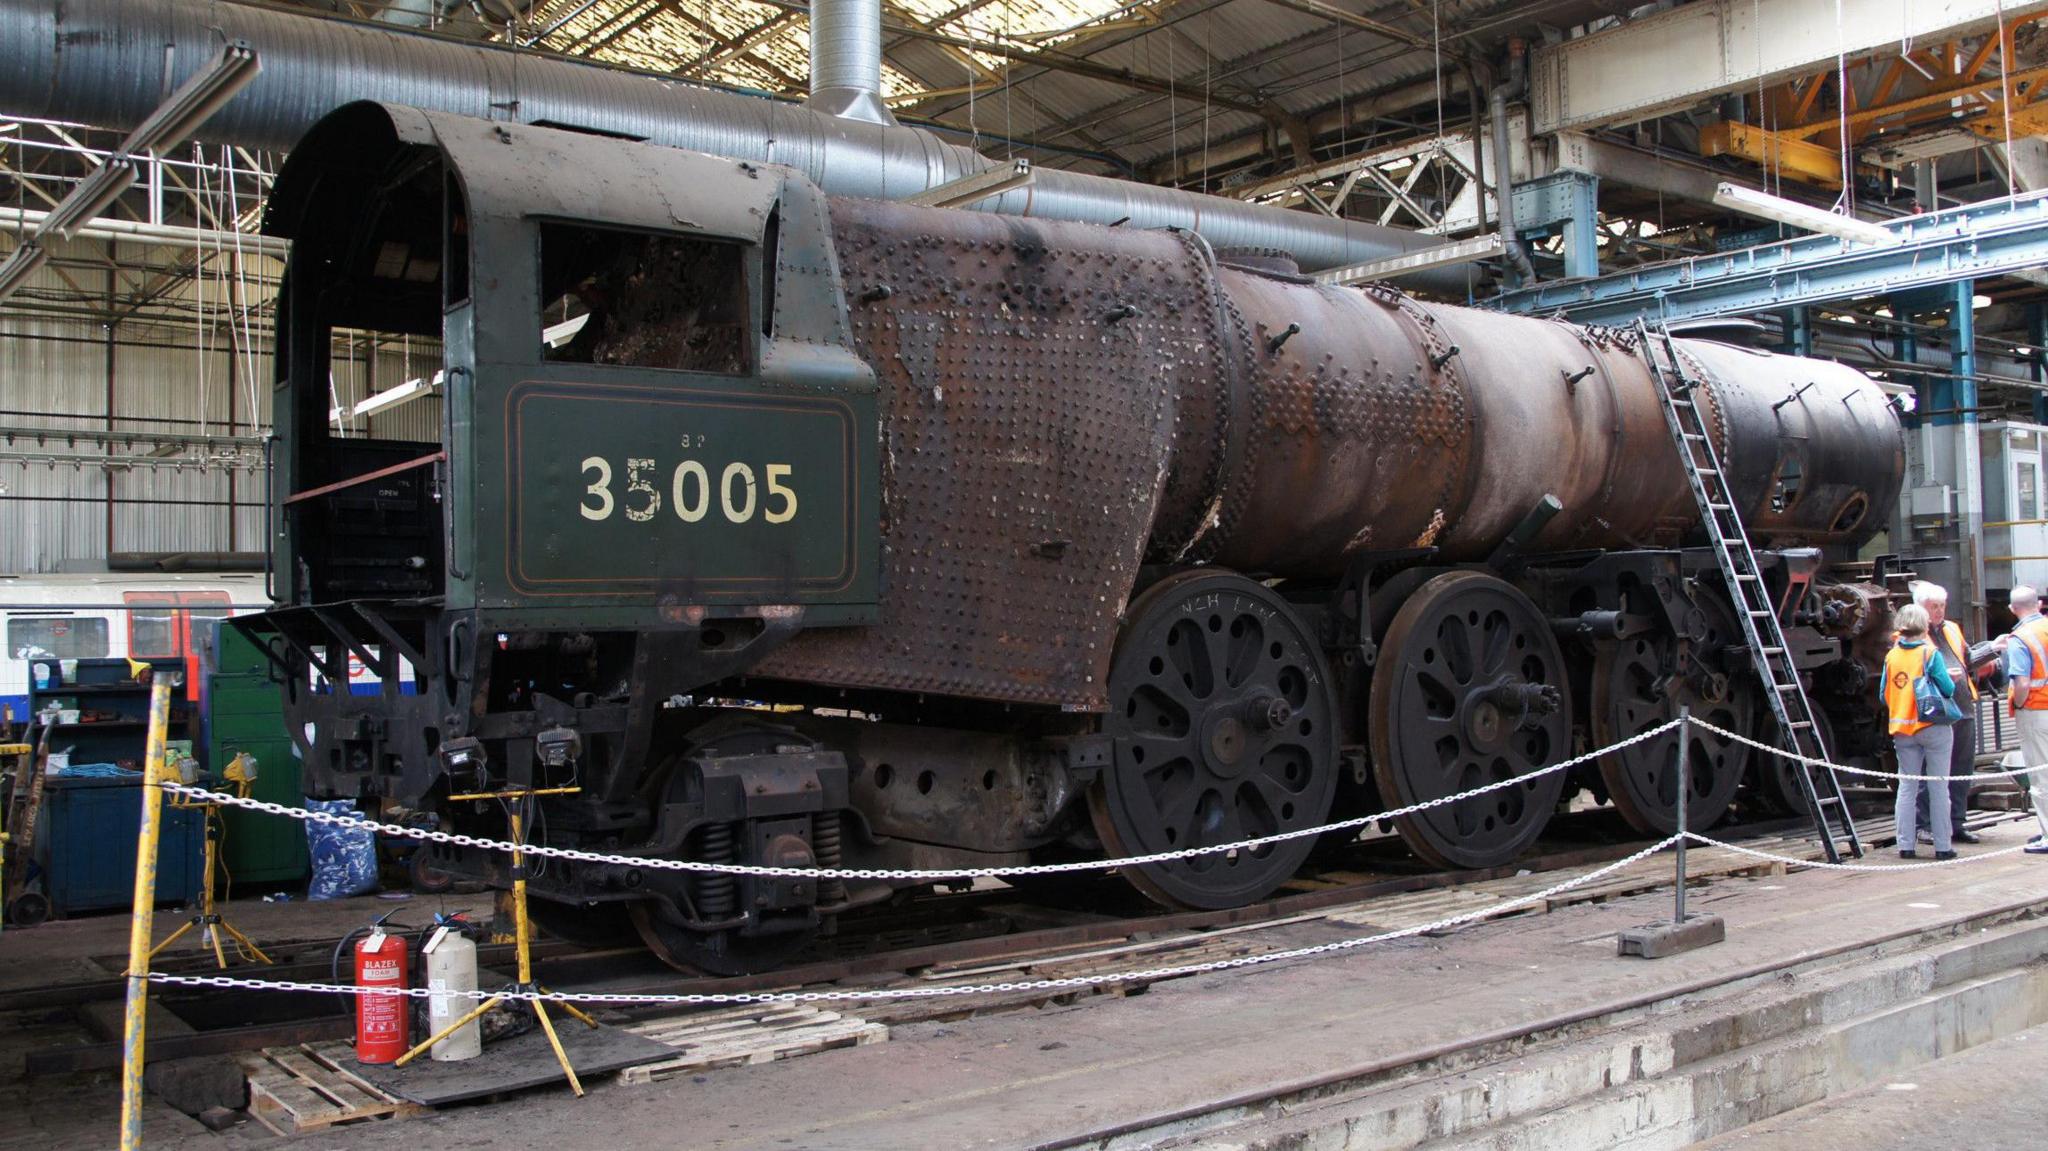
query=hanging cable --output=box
[1334,15,1344,153]
[1168,25,1179,185]
[1995,0,2018,200]
[1834,0,1854,216]
[1201,10,1212,195]
[1755,0,1777,219]
[220,146,261,436]
[1432,0,1446,213]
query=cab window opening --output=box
[538,222,751,375]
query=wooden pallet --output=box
[617,1005,887,1084]
[847,930,1287,1026]
[238,1045,424,1134]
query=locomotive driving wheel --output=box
[1593,592,1758,834]
[1370,572,1571,870]
[1752,707,1836,817]
[1091,570,1340,910]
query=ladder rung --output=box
[1749,609,1774,617]
[1760,645,1783,654]
[1697,468,1718,475]
[1774,683,1801,692]
[1788,720,1813,730]
[1683,433,1709,441]
[1708,502,1733,511]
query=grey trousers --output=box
[2018,709,2048,840]
[1894,724,1955,854]
[1917,713,1976,834]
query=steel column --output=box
[1781,306,1813,356]
[2032,303,2048,425]
[1955,280,1989,621]
[1510,171,1600,279]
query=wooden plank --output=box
[923,917,1309,981]
[240,1053,351,1131]
[238,1046,423,1134]
[619,1005,889,1084]
[268,1047,398,1116]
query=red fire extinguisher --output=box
[354,929,411,1064]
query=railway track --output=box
[16,803,1950,1076]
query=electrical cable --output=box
[1995,0,2018,200]
[1835,0,1854,217]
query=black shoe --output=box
[1935,850,1958,861]
[1900,849,1919,859]
[1952,830,1982,844]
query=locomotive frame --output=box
[239,104,1909,973]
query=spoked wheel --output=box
[629,900,816,975]
[1090,570,1340,909]
[1370,572,1571,870]
[1594,593,1758,834]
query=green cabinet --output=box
[199,623,308,889]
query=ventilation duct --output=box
[807,0,895,125]
[0,0,1471,289]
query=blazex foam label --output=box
[502,379,860,598]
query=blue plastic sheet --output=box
[305,799,379,900]
[48,762,139,779]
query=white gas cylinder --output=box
[422,926,482,1061]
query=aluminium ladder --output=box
[1637,320,1863,863]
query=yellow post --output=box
[119,672,177,1151]
[398,787,594,1090]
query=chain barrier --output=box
[134,714,2048,1011]
[1687,716,2048,783]
[146,834,1683,1007]
[1683,830,2036,872]
[153,718,1681,882]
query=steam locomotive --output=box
[241,103,1905,972]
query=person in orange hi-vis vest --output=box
[2003,586,2048,854]
[1910,582,1985,846]
[1884,603,1957,859]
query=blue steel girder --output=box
[1484,191,2048,326]
[1510,171,1600,280]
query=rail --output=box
[112,709,2048,1145]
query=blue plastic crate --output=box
[36,776,204,917]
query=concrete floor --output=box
[5,826,2048,1149]
[1695,1018,2048,1150]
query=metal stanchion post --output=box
[393,786,597,1093]
[1675,704,1689,925]
[1618,707,1725,959]
[119,670,178,1151]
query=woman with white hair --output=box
[1911,581,1983,845]
[1884,603,1959,859]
